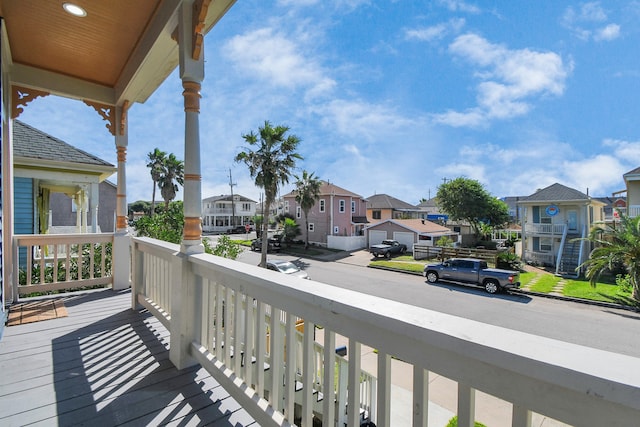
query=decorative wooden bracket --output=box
[192,0,211,60]
[12,85,49,119]
[119,100,130,136]
[83,100,115,136]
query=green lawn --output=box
[563,279,636,306]
[368,260,638,307]
[528,274,562,293]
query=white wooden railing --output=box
[628,205,640,218]
[13,233,113,298]
[131,236,640,427]
[525,223,566,235]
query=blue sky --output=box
[19,0,640,205]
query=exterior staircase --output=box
[556,233,581,277]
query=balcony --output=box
[524,223,566,235]
[628,205,640,218]
[2,234,640,426]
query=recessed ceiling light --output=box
[62,3,87,17]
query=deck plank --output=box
[0,289,256,427]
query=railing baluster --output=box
[301,320,315,426]
[457,383,476,427]
[512,404,532,427]
[244,294,255,387]
[413,367,428,427]
[323,329,336,427]
[348,340,362,427]
[377,351,391,427]
[255,301,266,398]
[233,290,243,374]
[89,242,95,279]
[284,313,296,423]
[214,283,223,356]
[269,307,283,412]
[223,286,232,364]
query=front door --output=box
[567,210,578,232]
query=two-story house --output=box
[365,193,421,223]
[13,120,117,235]
[624,166,640,218]
[202,194,257,234]
[282,181,368,249]
[517,183,605,276]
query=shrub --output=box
[446,416,487,427]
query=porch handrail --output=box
[526,223,566,235]
[131,236,640,427]
[12,233,113,300]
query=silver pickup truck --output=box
[423,257,520,294]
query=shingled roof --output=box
[366,194,416,210]
[13,120,114,167]
[519,183,591,202]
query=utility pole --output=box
[229,168,237,227]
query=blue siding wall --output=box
[14,177,34,234]
[14,177,34,269]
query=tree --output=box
[146,148,166,217]
[235,121,302,267]
[294,170,321,249]
[134,201,184,244]
[281,217,301,246]
[436,177,509,238]
[158,153,184,211]
[579,213,640,302]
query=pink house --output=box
[282,181,368,247]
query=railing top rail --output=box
[14,233,114,244]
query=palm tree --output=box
[579,213,640,301]
[235,121,302,267]
[146,148,166,217]
[294,170,321,249]
[158,153,184,211]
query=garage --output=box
[393,231,415,251]
[368,230,387,247]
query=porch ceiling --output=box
[0,0,236,105]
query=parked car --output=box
[251,236,281,252]
[266,260,309,280]
[423,257,520,294]
[227,225,250,234]
[370,239,407,258]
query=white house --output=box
[202,194,257,233]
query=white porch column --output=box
[89,182,99,233]
[113,104,131,291]
[169,0,205,370]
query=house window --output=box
[296,206,301,218]
[339,200,345,213]
[351,200,356,213]
[308,223,314,232]
[319,199,325,212]
[284,200,289,212]
[540,237,553,252]
[372,210,381,220]
[242,203,250,211]
[333,226,339,234]
[540,209,552,224]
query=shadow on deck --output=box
[0,289,257,426]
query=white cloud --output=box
[594,24,621,41]
[562,3,620,42]
[313,98,418,142]
[223,28,336,99]
[404,18,465,42]
[438,0,481,14]
[433,33,570,127]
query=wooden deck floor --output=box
[0,289,257,427]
